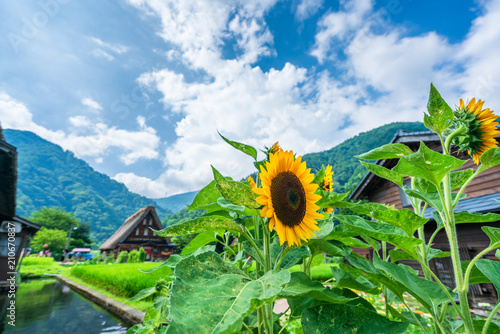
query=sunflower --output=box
[322,165,334,214]
[252,150,323,246]
[453,98,499,164]
[247,176,256,188]
[271,141,282,153]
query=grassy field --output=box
[70,262,172,298]
[19,257,70,278]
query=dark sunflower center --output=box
[270,171,306,227]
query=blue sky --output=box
[1,0,499,198]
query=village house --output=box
[0,125,40,287]
[99,206,176,261]
[350,129,500,302]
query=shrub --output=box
[128,249,139,263]
[138,247,146,262]
[104,252,115,264]
[116,251,128,263]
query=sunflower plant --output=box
[128,84,500,334]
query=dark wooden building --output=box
[99,206,176,260]
[350,130,500,302]
[0,125,40,287]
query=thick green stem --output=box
[262,221,274,333]
[464,247,494,288]
[240,227,265,266]
[482,302,500,334]
[443,172,474,333]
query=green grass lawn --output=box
[70,262,172,298]
[19,256,70,278]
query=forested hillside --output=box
[303,122,427,193]
[153,191,199,214]
[4,129,171,245]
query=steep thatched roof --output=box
[99,206,167,250]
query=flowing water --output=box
[0,279,129,334]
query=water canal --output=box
[0,279,128,334]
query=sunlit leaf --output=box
[167,252,290,334]
[361,161,403,187]
[476,259,500,295]
[181,230,224,255]
[393,142,465,186]
[455,212,500,224]
[315,190,349,208]
[188,180,221,210]
[212,166,259,210]
[279,272,354,303]
[331,266,381,294]
[478,147,500,173]
[336,215,422,254]
[154,213,240,237]
[302,303,409,334]
[356,143,413,160]
[483,226,500,248]
[461,261,491,285]
[423,83,454,134]
[218,132,257,160]
[307,239,349,258]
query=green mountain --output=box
[4,129,172,245]
[153,191,199,214]
[303,122,427,193]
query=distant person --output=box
[45,249,49,257]
[39,250,43,257]
[61,249,67,262]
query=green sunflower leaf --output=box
[188,180,222,210]
[372,255,454,311]
[331,266,381,294]
[424,83,454,135]
[389,250,416,262]
[336,215,422,254]
[461,261,491,285]
[278,271,354,303]
[307,239,349,258]
[218,132,257,160]
[475,259,500,295]
[302,303,409,334]
[211,166,259,210]
[315,189,349,208]
[181,230,224,255]
[403,187,466,211]
[414,169,473,193]
[455,212,500,224]
[356,143,413,160]
[348,202,428,237]
[154,213,240,237]
[361,161,403,187]
[483,226,500,248]
[478,147,500,173]
[393,142,465,187]
[167,251,290,334]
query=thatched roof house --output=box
[99,206,175,260]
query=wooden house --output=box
[99,206,176,260]
[0,125,40,287]
[350,129,500,302]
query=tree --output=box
[69,222,93,249]
[31,227,67,255]
[30,207,79,231]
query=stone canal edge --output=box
[55,275,145,327]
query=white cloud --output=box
[81,97,103,112]
[90,48,115,61]
[122,0,500,199]
[310,0,373,62]
[0,92,160,166]
[296,0,323,21]
[113,172,169,198]
[90,37,129,54]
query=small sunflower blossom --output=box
[247,176,256,188]
[322,165,334,214]
[453,98,499,164]
[252,150,323,246]
[271,141,282,153]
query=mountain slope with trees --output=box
[303,122,427,193]
[4,129,171,245]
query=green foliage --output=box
[20,257,69,278]
[138,247,146,262]
[29,206,80,230]
[31,227,67,255]
[104,252,115,263]
[70,262,173,298]
[116,251,128,263]
[303,122,428,193]
[4,129,172,246]
[128,249,139,263]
